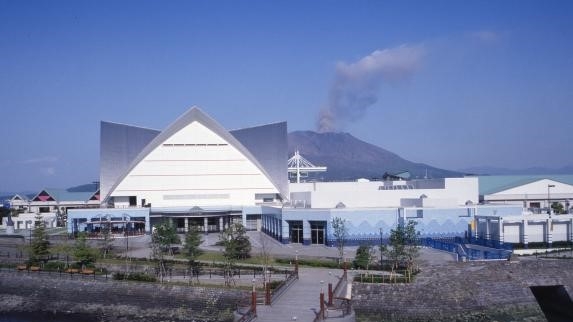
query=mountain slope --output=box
[459,165,573,176]
[288,131,462,180]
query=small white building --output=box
[480,176,573,213]
[474,212,573,246]
[289,177,479,209]
[1,212,57,231]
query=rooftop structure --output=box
[287,150,327,183]
[100,107,288,208]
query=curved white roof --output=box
[101,107,288,205]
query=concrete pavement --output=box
[255,267,347,322]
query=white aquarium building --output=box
[58,107,572,248]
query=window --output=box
[310,222,325,245]
[290,221,303,244]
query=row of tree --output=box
[149,220,252,284]
[26,214,253,282]
[332,217,420,271]
[26,213,99,268]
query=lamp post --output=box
[343,251,347,278]
[294,250,299,278]
[548,184,555,215]
[379,228,384,266]
[265,270,272,305]
[251,278,257,316]
[29,223,32,247]
[328,271,333,306]
[320,280,325,319]
[124,214,131,275]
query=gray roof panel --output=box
[100,121,160,202]
[103,107,288,202]
[231,121,289,199]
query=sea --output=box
[0,313,98,322]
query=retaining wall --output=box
[353,259,573,321]
[0,270,247,322]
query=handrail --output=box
[314,271,351,321]
[270,270,298,304]
[235,304,256,322]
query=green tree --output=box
[99,221,113,259]
[151,221,180,282]
[51,239,74,268]
[354,243,375,270]
[331,217,348,263]
[0,206,10,224]
[551,202,565,214]
[380,220,419,271]
[220,222,251,260]
[258,232,274,287]
[182,227,203,279]
[73,232,98,268]
[29,213,50,265]
[219,222,251,286]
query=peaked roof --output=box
[99,120,161,201]
[104,106,287,202]
[11,194,29,202]
[30,188,98,202]
[479,175,573,195]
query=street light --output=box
[294,250,299,278]
[320,280,325,319]
[328,272,333,306]
[379,228,384,265]
[548,184,555,215]
[124,214,131,276]
[251,278,257,316]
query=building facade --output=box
[5,107,572,248]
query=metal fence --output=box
[270,269,298,304]
[419,237,512,261]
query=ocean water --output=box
[0,312,97,322]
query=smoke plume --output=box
[316,44,425,132]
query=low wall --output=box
[352,259,573,321]
[0,270,247,322]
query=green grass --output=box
[275,257,341,268]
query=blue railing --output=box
[467,236,513,251]
[421,237,512,261]
[328,235,512,261]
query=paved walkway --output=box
[255,267,346,322]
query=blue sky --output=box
[1,0,572,192]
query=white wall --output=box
[1,213,57,230]
[485,179,573,204]
[111,121,279,207]
[289,177,478,208]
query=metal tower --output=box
[287,150,327,183]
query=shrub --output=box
[113,272,157,282]
[527,242,549,249]
[353,244,374,270]
[552,241,573,248]
[43,261,66,271]
[275,258,341,268]
[267,280,283,290]
[353,273,414,284]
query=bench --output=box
[29,266,40,272]
[65,268,80,273]
[81,269,94,275]
[16,265,27,271]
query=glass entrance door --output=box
[290,221,303,243]
[310,222,325,245]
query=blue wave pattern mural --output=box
[281,205,523,245]
[324,206,523,241]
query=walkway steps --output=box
[255,268,344,322]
